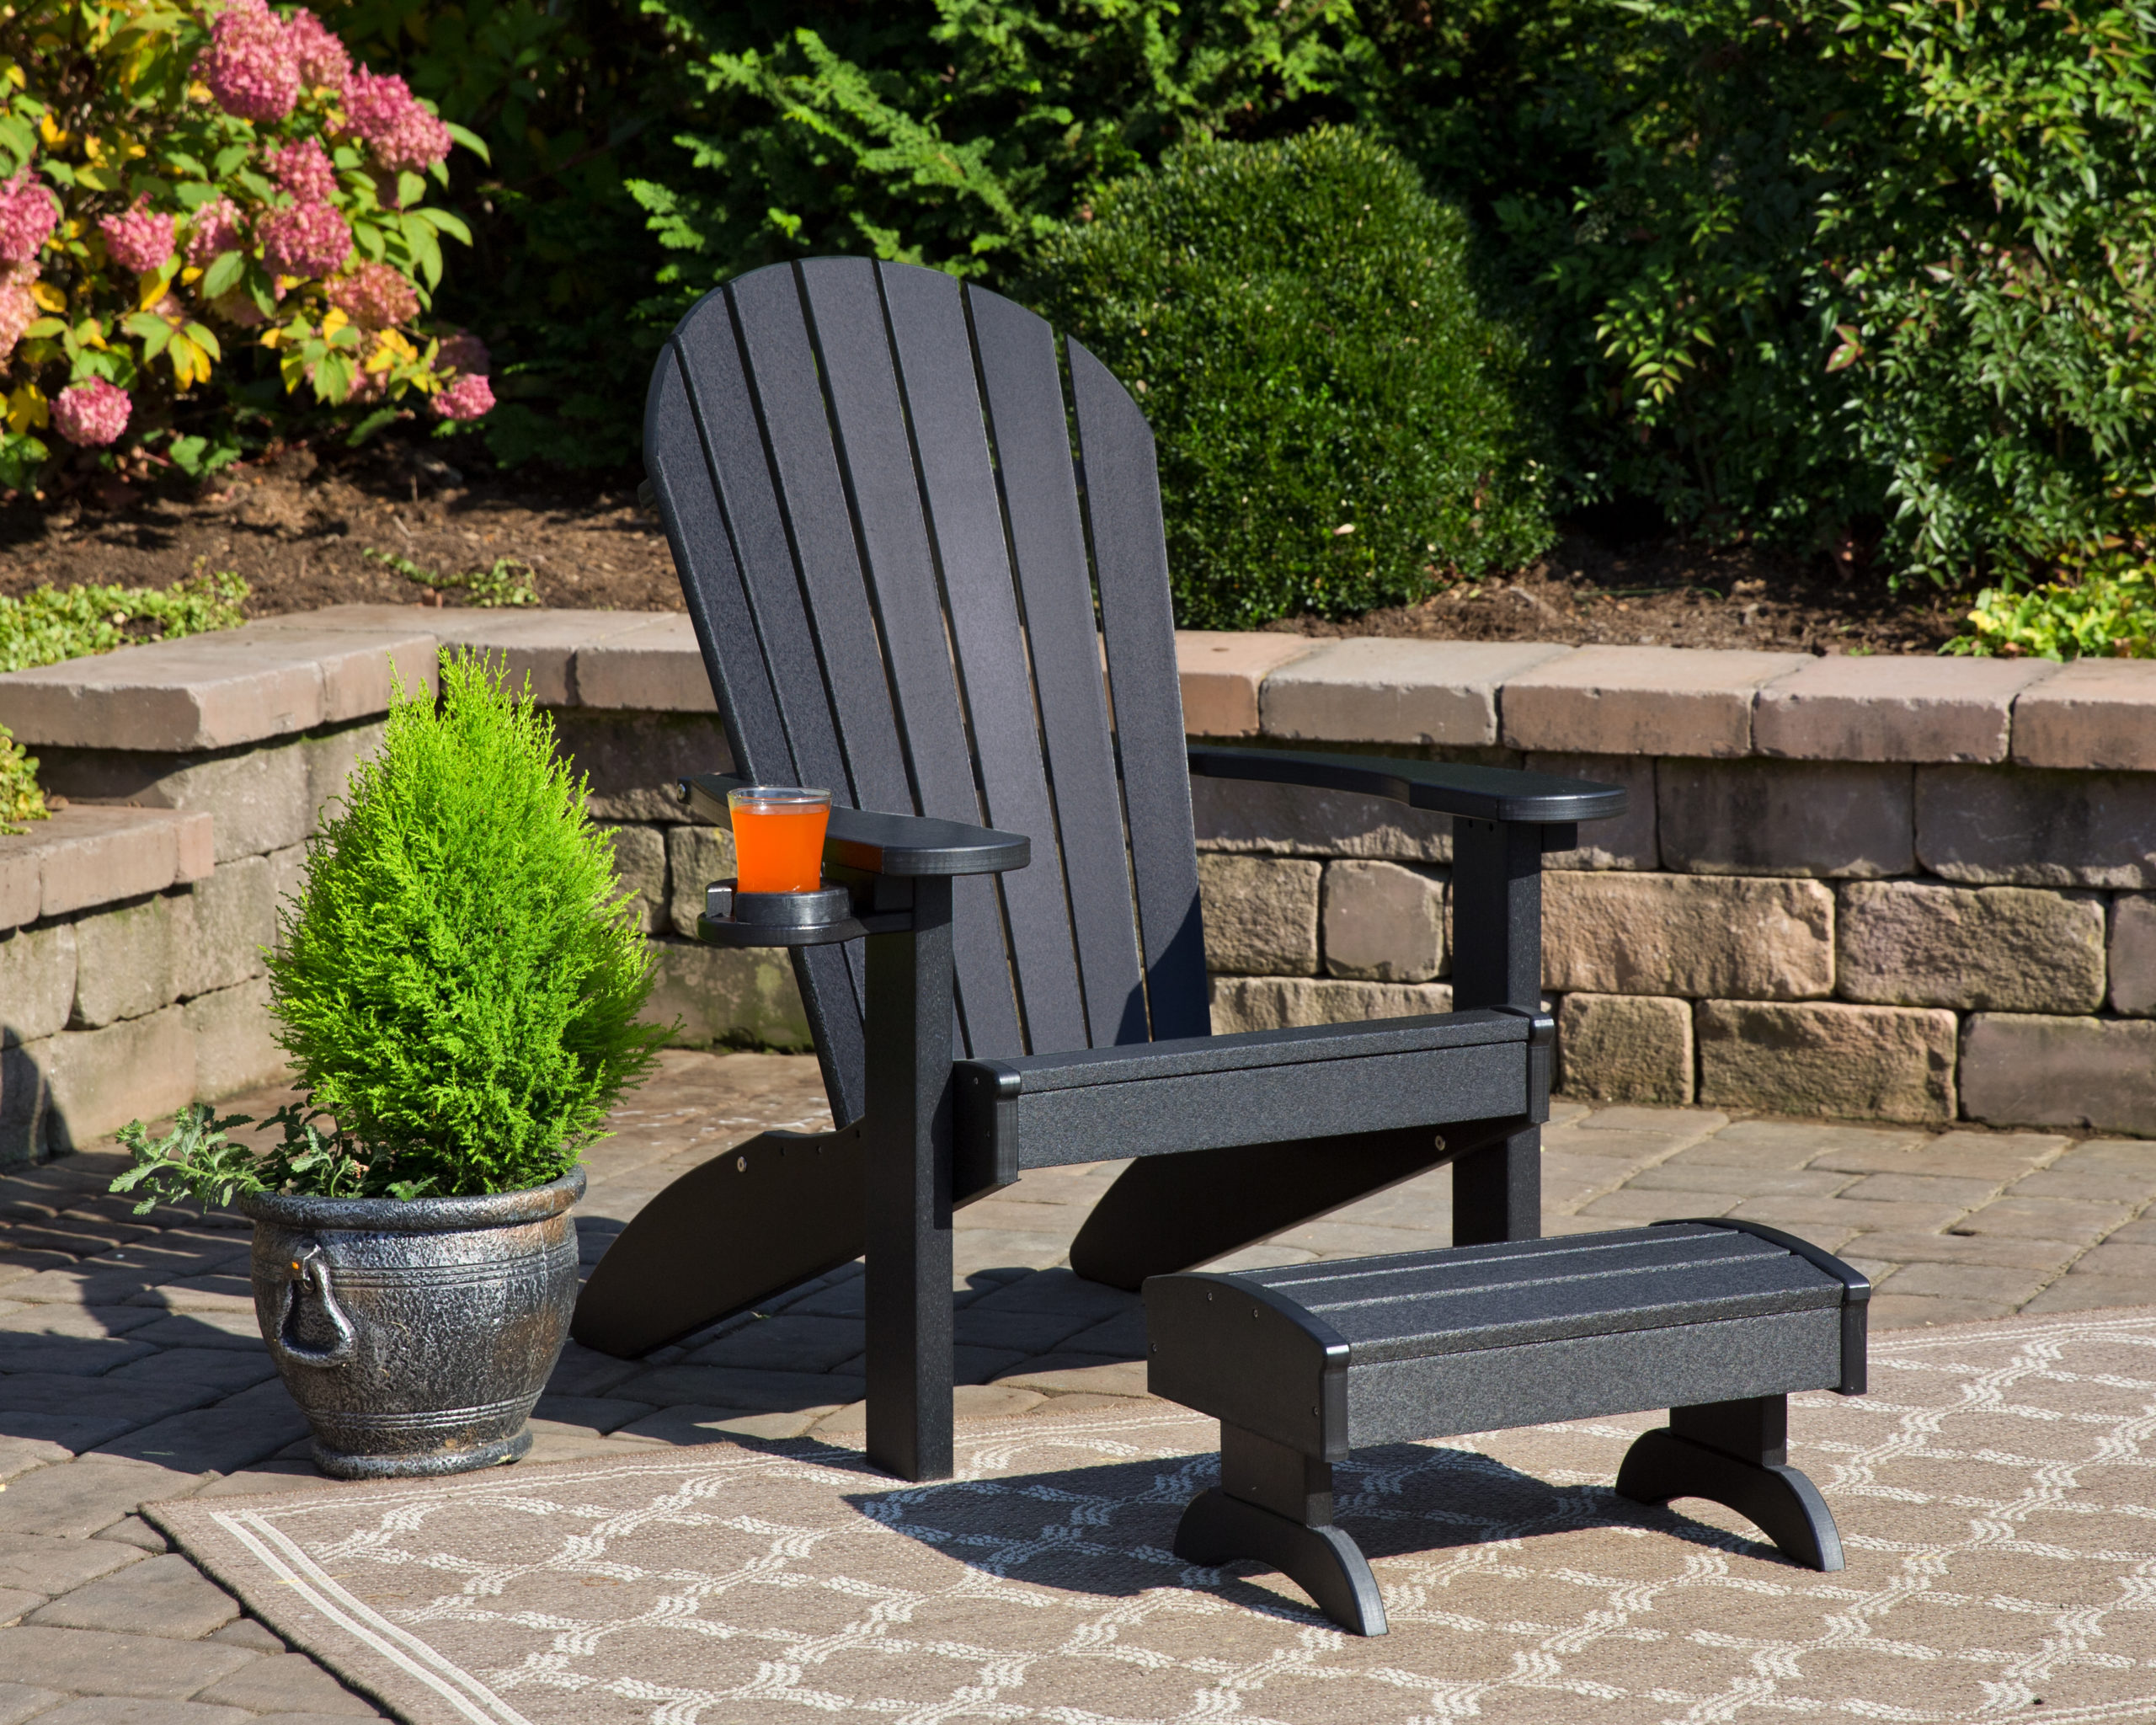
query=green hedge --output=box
[1026,129,1553,627]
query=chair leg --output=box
[1615,1395,1844,1571]
[1173,1423,1388,1636]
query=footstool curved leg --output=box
[1173,1487,1389,1636]
[1616,1429,1844,1572]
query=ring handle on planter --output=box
[272,1243,357,1369]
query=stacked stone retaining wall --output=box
[3,608,2152,1167]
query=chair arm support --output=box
[1187,745,1625,830]
[678,772,1031,876]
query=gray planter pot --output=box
[242,1167,585,1479]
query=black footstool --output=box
[1143,1219,1869,1635]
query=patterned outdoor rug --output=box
[149,1308,2156,1725]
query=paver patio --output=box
[2,1049,2151,1718]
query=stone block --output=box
[184,981,287,1101]
[1959,1013,2156,1135]
[1838,881,2105,1012]
[286,605,653,708]
[664,825,735,937]
[1502,645,1806,757]
[1544,872,1834,1000]
[547,710,734,824]
[641,940,810,1051]
[193,1656,378,1716]
[1175,632,1317,735]
[177,857,275,1001]
[39,740,310,868]
[1190,772,1451,862]
[302,719,387,832]
[5,807,205,922]
[0,1042,50,1167]
[603,825,668,932]
[40,1008,195,1152]
[2009,655,2156,771]
[1197,854,1319,976]
[265,844,307,949]
[71,896,185,1030]
[1209,975,1451,1033]
[574,615,715,711]
[1915,765,2156,887]
[0,922,75,1045]
[1657,759,1914,879]
[1321,859,1445,982]
[1262,638,1571,746]
[0,841,36,930]
[2111,893,2156,1016]
[1524,754,1657,869]
[0,622,435,751]
[1696,1000,1956,1122]
[1754,654,2055,763]
[1557,993,1694,1104]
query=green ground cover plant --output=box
[1949,548,2156,660]
[0,564,248,672]
[360,542,536,606]
[113,649,668,1206]
[1025,127,1552,626]
[0,723,48,834]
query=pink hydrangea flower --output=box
[258,200,350,278]
[343,67,451,174]
[326,260,417,329]
[282,7,350,89]
[198,0,300,122]
[430,371,493,421]
[52,377,131,447]
[436,330,489,376]
[268,137,338,203]
[186,197,246,265]
[0,264,37,364]
[0,171,60,264]
[99,201,177,275]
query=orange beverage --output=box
[727,787,831,894]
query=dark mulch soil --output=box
[0,440,680,617]
[3,438,1961,653]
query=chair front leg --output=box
[1449,816,1552,1244]
[863,873,957,1482]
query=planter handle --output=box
[272,1242,357,1369]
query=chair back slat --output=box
[651,259,1210,1107]
[882,266,1091,1057]
[646,338,868,1124]
[795,259,1024,1060]
[968,291,1150,1045]
[1068,340,1210,1039]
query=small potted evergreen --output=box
[114,652,667,1477]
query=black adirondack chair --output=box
[573,257,1625,1484]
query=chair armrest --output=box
[1187,745,1625,827]
[678,773,1030,877]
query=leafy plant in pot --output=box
[112,652,668,1477]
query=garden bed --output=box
[3,443,1967,655]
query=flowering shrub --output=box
[0,0,496,493]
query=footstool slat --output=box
[1143,1218,1870,1637]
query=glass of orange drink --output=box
[726,787,831,894]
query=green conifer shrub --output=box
[1024,127,1555,628]
[254,649,666,1198]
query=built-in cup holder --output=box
[696,879,863,947]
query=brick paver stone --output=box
[0,1626,256,1698]
[0,1686,64,1725]
[0,1458,211,1538]
[26,1553,239,1638]
[22,1701,253,1725]
[0,1528,143,1595]
[189,1658,378,1716]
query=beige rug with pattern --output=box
[150,1309,2156,1725]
